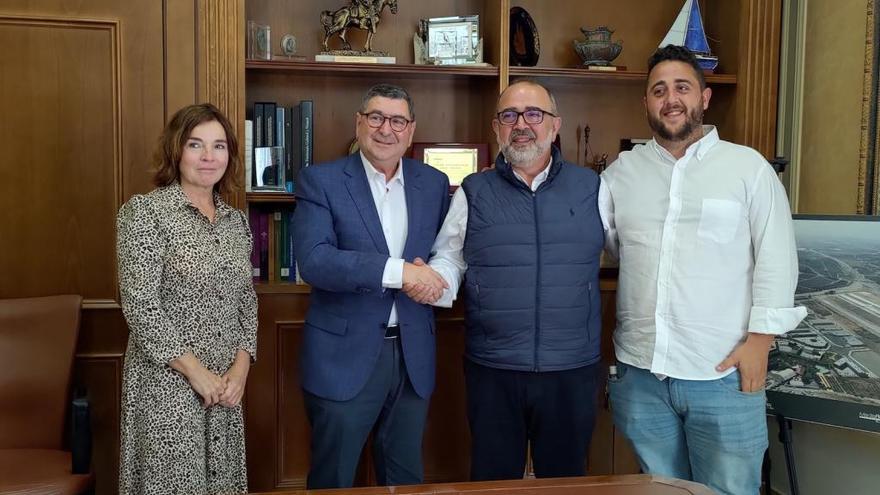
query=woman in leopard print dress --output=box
[116,103,257,495]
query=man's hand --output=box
[402,257,447,304]
[716,333,775,392]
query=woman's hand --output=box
[219,350,252,407]
[170,352,228,407]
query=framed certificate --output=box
[424,16,480,65]
[412,143,489,189]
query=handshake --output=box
[402,257,447,305]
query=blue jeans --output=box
[609,362,767,495]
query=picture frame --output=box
[412,143,488,189]
[254,146,286,191]
[421,15,481,65]
[247,20,271,61]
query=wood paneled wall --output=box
[0,2,199,493]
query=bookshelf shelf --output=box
[508,67,737,85]
[253,282,310,294]
[246,60,500,78]
[246,192,296,203]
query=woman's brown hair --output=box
[152,103,242,194]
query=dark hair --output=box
[503,78,558,114]
[647,45,706,90]
[360,83,415,120]
[152,103,242,194]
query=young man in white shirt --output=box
[598,45,807,495]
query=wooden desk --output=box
[252,474,714,494]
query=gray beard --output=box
[500,139,549,167]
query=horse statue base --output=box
[320,49,391,57]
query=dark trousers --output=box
[303,338,429,489]
[464,358,601,481]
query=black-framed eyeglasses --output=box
[495,108,557,126]
[358,111,413,132]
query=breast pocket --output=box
[697,199,742,244]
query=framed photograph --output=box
[423,16,480,65]
[254,146,285,191]
[412,143,488,188]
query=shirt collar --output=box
[162,181,233,219]
[512,156,552,188]
[651,125,719,163]
[360,151,405,186]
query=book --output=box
[244,120,253,192]
[300,100,314,170]
[283,106,294,192]
[258,212,269,281]
[290,103,302,186]
[267,212,276,282]
[248,206,260,281]
[264,102,277,146]
[253,103,265,148]
[315,53,396,64]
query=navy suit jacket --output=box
[293,154,451,401]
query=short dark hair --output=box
[360,83,415,120]
[152,103,241,194]
[502,78,558,114]
[647,45,706,90]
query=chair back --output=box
[0,295,82,449]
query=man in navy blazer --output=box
[293,83,451,489]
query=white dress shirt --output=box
[429,160,553,307]
[361,152,408,326]
[599,126,807,380]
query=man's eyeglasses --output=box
[495,109,557,126]
[358,111,413,132]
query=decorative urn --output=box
[573,26,622,66]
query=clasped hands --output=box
[402,257,447,304]
[173,352,248,408]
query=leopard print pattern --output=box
[116,183,257,495]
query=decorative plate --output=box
[509,7,540,67]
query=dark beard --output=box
[648,105,703,142]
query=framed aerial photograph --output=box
[412,143,488,189]
[766,215,880,433]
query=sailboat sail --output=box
[658,0,718,70]
[685,0,711,54]
[659,0,691,48]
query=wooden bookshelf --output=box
[235,0,784,491]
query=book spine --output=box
[265,102,277,146]
[248,206,261,282]
[268,211,276,282]
[300,100,313,169]
[290,103,302,186]
[254,103,264,148]
[284,105,294,192]
[288,209,297,284]
[258,211,269,281]
[244,119,253,192]
[279,210,290,281]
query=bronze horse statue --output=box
[320,0,399,53]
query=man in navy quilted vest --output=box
[414,79,605,480]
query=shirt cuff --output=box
[748,305,808,335]
[382,257,404,289]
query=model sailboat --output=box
[659,0,718,71]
